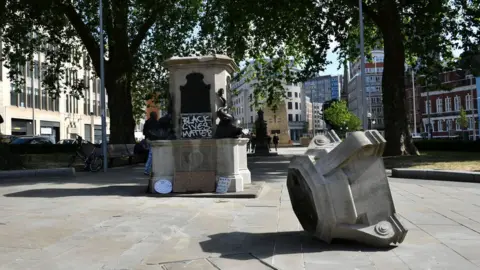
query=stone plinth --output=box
[163,55,239,140]
[150,138,250,194]
[287,130,407,247]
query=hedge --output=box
[414,139,480,152]
[0,143,77,155]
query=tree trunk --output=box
[378,0,419,156]
[106,75,136,144]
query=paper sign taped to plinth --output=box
[216,177,233,193]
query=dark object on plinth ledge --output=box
[214,88,243,139]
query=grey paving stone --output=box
[208,253,276,270]
[162,258,218,270]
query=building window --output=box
[436,98,443,113]
[34,88,40,109]
[33,61,40,78]
[295,102,299,110]
[425,100,431,114]
[446,119,452,131]
[250,116,253,123]
[456,119,461,130]
[287,92,292,97]
[26,87,32,108]
[466,94,472,110]
[19,87,25,107]
[48,94,54,111]
[10,84,18,106]
[295,114,299,121]
[288,102,292,110]
[445,97,451,112]
[454,96,461,111]
[469,117,474,130]
[26,61,32,78]
[288,114,293,121]
[42,89,47,110]
[295,92,298,98]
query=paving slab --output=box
[0,151,479,269]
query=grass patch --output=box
[383,151,480,171]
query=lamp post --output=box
[359,0,368,130]
[99,0,108,172]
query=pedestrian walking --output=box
[273,134,279,151]
[251,134,256,153]
[143,111,159,175]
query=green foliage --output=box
[459,107,469,130]
[347,115,362,131]
[323,100,359,131]
[1,0,202,143]
[414,139,480,152]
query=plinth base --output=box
[149,138,251,194]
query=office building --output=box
[0,38,110,143]
[231,67,306,143]
[347,49,385,131]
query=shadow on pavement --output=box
[199,231,395,259]
[3,184,148,198]
[2,154,294,197]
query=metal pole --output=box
[426,79,432,139]
[412,70,417,135]
[359,0,367,130]
[99,0,108,172]
[470,77,476,140]
[31,60,35,135]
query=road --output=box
[0,148,479,269]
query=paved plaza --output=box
[0,148,480,269]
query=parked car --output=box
[57,139,76,144]
[10,136,54,144]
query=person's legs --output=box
[144,148,152,175]
[275,143,278,151]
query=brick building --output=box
[406,70,478,139]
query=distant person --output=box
[267,135,272,152]
[251,134,256,153]
[273,134,279,151]
[247,136,251,152]
[143,111,158,175]
[134,139,150,163]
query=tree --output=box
[1,0,200,143]
[459,107,468,130]
[201,0,470,156]
[323,100,360,131]
[347,115,362,131]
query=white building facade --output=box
[0,41,110,143]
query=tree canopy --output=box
[323,100,361,131]
[1,0,478,153]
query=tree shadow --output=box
[3,184,148,198]
[199,231,396,261]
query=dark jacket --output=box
[143,112,158,140]
[273,135,279,144]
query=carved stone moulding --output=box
[287,130,408,247]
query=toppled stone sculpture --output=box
[305,130,341,160]
[287,130,407,247]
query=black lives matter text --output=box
[181,114,213,139]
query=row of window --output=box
[288,114,302,122]
[287,102,300,110]
[424,95,474,114]
[287,92,300,98]
[10,82,108,117]
[430,118,476,132]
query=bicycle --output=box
[67,136,103,172]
